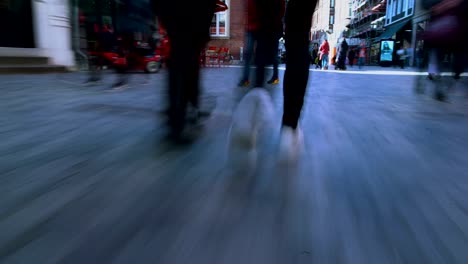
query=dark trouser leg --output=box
[186,46,201,108]
[255,33,268,87]
[158,0,215,136]
[282,0,314,129]
[167,43,189,134]
[166,40,203,133]
[272,34,280,79]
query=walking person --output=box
[336,38,349,70]
[358,43,366,69]
[110,31,133,90]
[397,46,406,69]
[152,0,217,142]
[84,24,115,84]
[311,43,320,69]
[252,0,285,87]
[348,47,356,68]
[415,44,425,69]
[319,39,330,70]
[238,0,259,87]
[279,0,317,158]
[421,0,468,100]
[266,0,286,85]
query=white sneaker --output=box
[279,126,304,163]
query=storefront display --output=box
[380,40,394,62]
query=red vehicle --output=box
[87,1,226,73]
[88,34,170,74]
[113,41,163,73]
[89,44,162,74]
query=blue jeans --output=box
[358,57,365,68]
[270,33,282,79]
[321,54,329,68]
[242,31,256,81]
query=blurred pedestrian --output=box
[84,24,115,84]
[348,47,356,68]
[397,46,406,69]
[311,43,320,68]
[257,0,285,87]
[358,43,366,69]
[279,0,317,159]
[319,39,330,70]
[110,31,133,90]
[422,0,468,100]
[315,52,322,69]
[336,38,349,70]
[152,0,217,142]
[266,7,285,85]
[239,0,285,87]
[238,0,258,87]
[416,44,425,69]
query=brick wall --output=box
[207,0,247,60]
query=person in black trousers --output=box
[152,0,216,142]
[280,0,317,157]
[252,0,285,88]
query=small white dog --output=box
[226,88,275,171]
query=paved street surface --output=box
[1,68,468,264]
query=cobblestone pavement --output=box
[1,68,468,264]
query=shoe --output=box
[267,78,280,85]
[279,126,303,163]
[238,80,250,87]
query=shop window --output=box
[210,0,229,37]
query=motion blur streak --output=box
[1,68,468,263]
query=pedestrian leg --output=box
[254,33,268,87]
[282,0,315,127]
[239,32,255,86]
[155,0,216,140]
[279,0,315,160]
[268,34,281,84]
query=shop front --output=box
[374,18,412,66]
[374,0,415,66]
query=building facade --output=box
[312,0,353,64]
[207,0,246,61]
[347,0,387,65]
[378,0,415,65]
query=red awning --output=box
[215,0,228,13]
